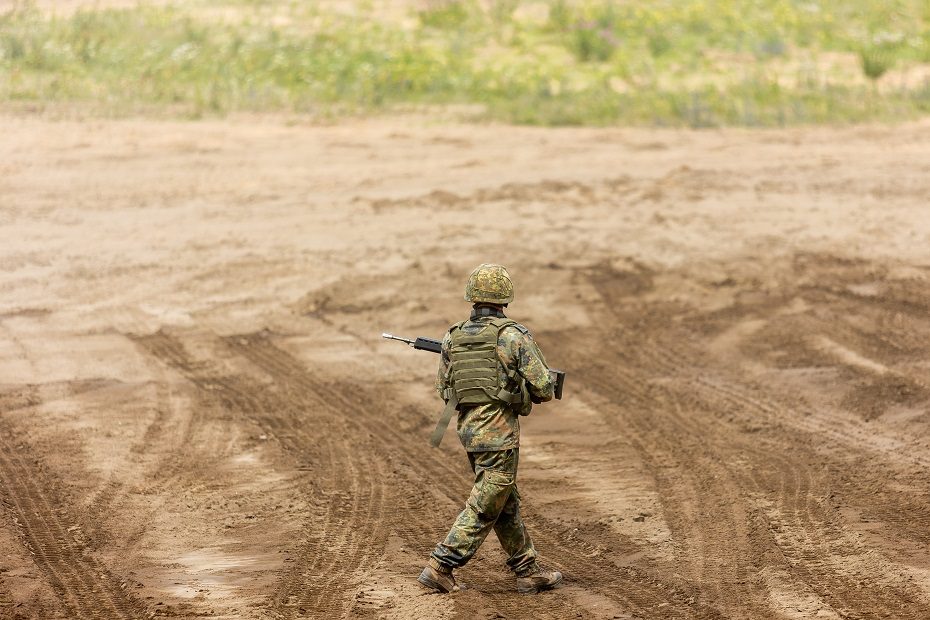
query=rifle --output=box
[382,333,565,400]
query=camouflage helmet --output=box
[464,264,514,304]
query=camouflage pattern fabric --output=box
[429,448,539,576]
[435,316,554,452]
[464,264,515,304]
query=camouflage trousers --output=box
[430,448,538,576]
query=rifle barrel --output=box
[382,333,416,346]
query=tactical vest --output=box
[447,317,525,408]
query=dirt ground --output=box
[1,112,929,620]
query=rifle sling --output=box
[430,391,459,448]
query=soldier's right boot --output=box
[515,568,563,594]
[417,559,457,593]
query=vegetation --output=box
[2,0,930,126]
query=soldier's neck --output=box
[471,305,507,319]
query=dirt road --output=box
[1,114,929,619]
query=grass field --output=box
[3,0,930,125]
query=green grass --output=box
[2,0,930,125]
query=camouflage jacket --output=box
[436,314,554,452]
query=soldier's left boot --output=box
[515,567,563,594]
[417,559,457,593]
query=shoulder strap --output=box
[487,317,531,336]
[486,317,516,331]
[430,390,459,448]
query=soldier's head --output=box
[464,264,513,308]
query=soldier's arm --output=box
[435,331,453,400]
[502,327,554,403]
[520,335,555,403]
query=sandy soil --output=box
[1,113,930,619]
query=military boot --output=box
[515,567,563,594]
[417,559,457,593]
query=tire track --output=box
[224,335,586,620]
[0,324,149,619]
[743,448,920,620]
[0,422,146,619]
[570,351,776,618]
[550,281,775,617]
[134,334,504,617]
[129,333,223,488]
[0,576,13,620]
[221,334,573,620]
[134,330,391,619]
[565,298,930,620]
[0,380,118,417]
[685,376,930,620]
[221,370,389,618]
[228,336,572,618]
[686,289,930,553]
[593,263,930,585]
[225,332,721,620]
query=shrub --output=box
[859,46,895,81]
[563,2,619,63]
[647,31,672,58]
[418,0,474,30]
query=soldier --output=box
[418,264,563,595]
